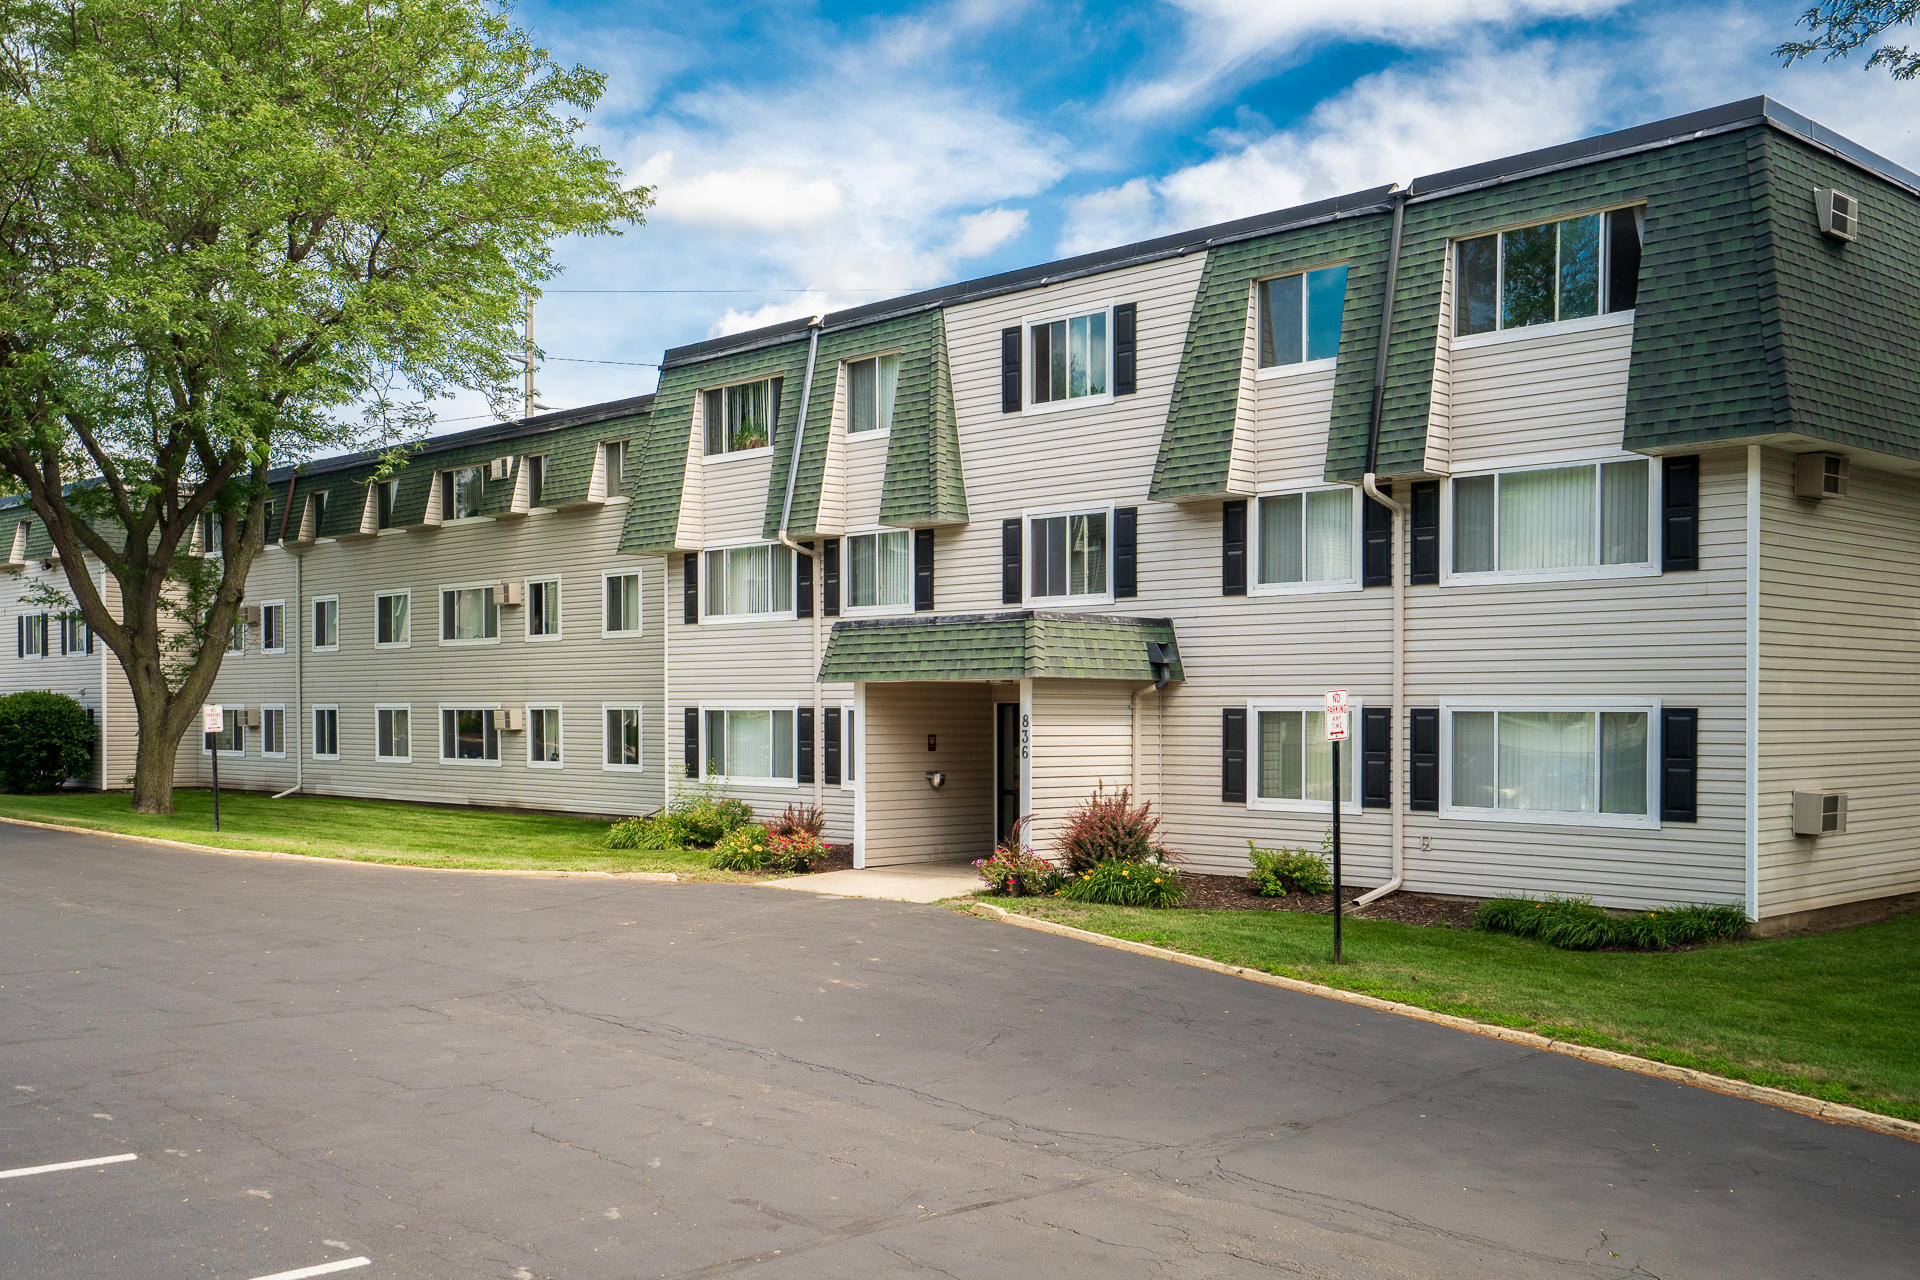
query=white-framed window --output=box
[58,613,88,655]
[603,570,642,635]
[1249,700,1357,811]
[702,379,781,456]
[1446,456,1655,583]
[527,577,562,640]
[845,354,900,436]
[702,706,797,784]
[203,705,244,756]
[1443,701,1656,825]
[1257,264,1349,370]
[841,703,857,788]
[1027,306,1111,408]
[260,600,286,654]
[311,705,339,760]
[439,583,499,644]
[526,455,548,507]
[1254,487,1360,592]
[1455,205,1643,338]
[439,705,500,764]
[844,528,912,613]
[261,705,286,758]
[441,466,484,520]
[1025,506,1111,604]
[702,543,794,620]
[199,511,221,556]
[529,704,562,768]
[602,440,629,497]
[603,705,643,772]
[376,479,401,530]
[312,596,339,651]
[376,705,411,764]
[20,612,47,659]
[375,590,411,648]
[227,615,245,654]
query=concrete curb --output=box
[968,901,1920,1146]
[0,815,682,882]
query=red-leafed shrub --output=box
[767,802,825,838]
[1052,785,1171,875]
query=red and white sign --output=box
[202,703,224,735]
[1324,689,1349,741]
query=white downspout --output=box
[1354,475,1403,907]
[778,317,828,812]
[273,549,303,799]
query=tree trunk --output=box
[131,712,184,815]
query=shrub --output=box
[1060,857,1185,908]
[767,803,825,839]
[606,815,679,850]
[1053,785,1169,875]
[709,823,775,872]
[0,691,95,793]
[974,820,1061,896]
[1475,894,1751,951]
[1614,903,1751,949]
[765,829,826,874]
[1533,897,1619,950]
[1246,840,1333,896]
[662,776,756,847]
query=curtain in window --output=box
[877,354,899,431]
[1069,513,1107,595]
[1498,711,1596,812]
[455,589,486,639]
[879,531,911,605]
[1600,712,1648,814]
[704,709,726,776]
[703,390,724,454]
[729,548,768,615]
[1257,711,1302,799]
[1498,465,1594,571]
[848,536,877,608]
[1600,460,1649,564]
[849,360,877,434]
[772,710,795,778]
[1258,494,1303,584]
[1451,711,1497,807]
[1301,710,1350,802]
[728,710,773,778]
[1304,490,1352,582]
[1453,476,1496,573]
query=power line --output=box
[543,355,661,368]
[543,287,909,294]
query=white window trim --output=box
[840,525,915,618]
[1250,485,1365,597]
[527,702,564,769]
[699,542,796,624]
[201,704,246,757]
[311,595,340,653]
[437,580,501,647]
[260,704,287,759]
[1246,698,1362,813]
[1021,301,1117,416]
[259,599,287,654]
[227,616,246,654]
[1451,201,1643,341]
[843,350,904,441]
[374,703,413,765]
[311,705,340,761]
[840,701,857,791]
[1451,308,1633,351]
[601,702,644,773]
[376,479,401,530]
[1251,264,1349,379]
[698,702,801,788]
[373,588,412,649]
[1438,697,1661,829]
[526,576,563,642]
[443,466,489,523]
[601,569,644,637]
[1021,502,1117,607]
[21,612,46,660]
[700,378,778,462]
[1440,450,1661,588]
[1255,354,1338,382]
[437,702,503,767]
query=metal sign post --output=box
[202,703,224,832]
[1325,690,1350,963]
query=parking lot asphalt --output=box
[2,822,1916,1278]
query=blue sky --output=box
[432,0,1920,430]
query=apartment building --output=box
[9,96,1918,930]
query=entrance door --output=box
[995,702,1022,846]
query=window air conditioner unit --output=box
[1791,790,1847,836]
[489,457,513,482]
[243,603,262,623]
[244,707,261,729]
[503,706,526,732]
[1793,452,1849,500]
[499,580,523,606]
[1814,188,1857,242]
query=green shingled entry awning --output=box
[818,611,1183,684]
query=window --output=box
[439,584,499,644]
[59,614,87,654]
[845,529,912,612]
[842,703,857,787]
[312,491,328,532]
[702,380,781,456]
[260,601,285,653]
[312,597,339,651]
[702,544,794,619]
[261,706,285,757]
[440,707,499,763]
[526,455,547,507]
[703,707,796,783]
[604,706,643,771]
[1256,488,1357,589]
[442,466,484,520]
[376,706,411,763]
[602,441,628,497]
[312,706,339,759]
[529,705,562,767]
[1455,207,1642,337]
[376,479,400,530]
[200,512,221,556]
[603,571,642,635]
[227,616,245,654]
[528,578,561,640]
[846,355,899,435]
[21,612,46,659]
[1029,309,1109,406]
[1257,265,1349,368]
[1251,703,1356,809]
[375,590,410,647]
[1027,510,1109,602]
[205,706,244,755]
[1447,706,1652,821]
[1450,459,1652,579]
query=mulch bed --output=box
[805,843,856,874]
[1176,871,1480,928]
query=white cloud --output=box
[948,207,1031,259]
[641,153,846,231]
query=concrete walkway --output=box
[763,858,982,903]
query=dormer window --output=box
[846,356,899,435]
[703,378,781,456]
[376,479,400,529]
[526,455,548,507]
[1257,265,1348,369]
[602,441,627,497]
[1455,206,1642,337]
[441,466,483,519]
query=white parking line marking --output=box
[0,1152,138,1180]
[244,1260,370,1280]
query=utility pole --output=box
[523,295,536,421]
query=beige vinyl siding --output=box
[1446,316,1634,471]
[697,450,778,547]
[185,549,301,793]
[1756,450,1920,917]
[858,681,992,866]
[1025,680,1137,855]
[0,560,110,788]
[1422,243,1455,475]
[1251,363,1338,490]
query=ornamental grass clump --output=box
[605,814,679,850]
[1475,894,1750,950]
[1060,858,1186,908]
[1246,838,1333,896]
[1053,784,1167,874]
[973,818,1061,896]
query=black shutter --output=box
[1000,326,1022,413]
[796,706,814,784]
[1113,303,1137,396]
[1660,708,1699,823]
[1410,481,1440,585]
[1362,706,1392,809]
[1221,708,1247,803]
[1114,506,1138,598]
[822,539,841,617]
[1362,485,1393,588]
[796,542,814,619]
[1662,455,1700,572]
[1001,518,1022,605]
[1221,499,1247,596]
[824,707,842,786]
[15,614,22,658]
[58,619,66,656]
[1409,708,1440,811]
[683,708,700,778]
[682,553,699,625]
[914,528,935,612]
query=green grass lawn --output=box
[0,789,724,877]
[983,897,1920,1122]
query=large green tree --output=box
[1779,3,1920,78]
[0,0,649,811]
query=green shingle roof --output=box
[818,611,1183,683]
